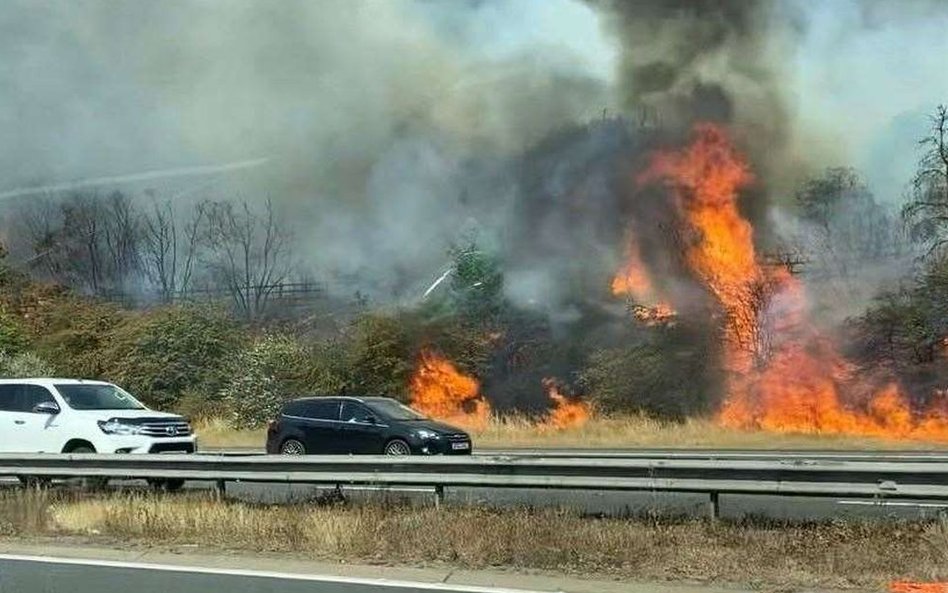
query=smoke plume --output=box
[4,0,948,319]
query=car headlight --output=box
[97,419,143,436]
[415,429,440,440]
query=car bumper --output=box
[412,438,473,455]
[101,436,197,454]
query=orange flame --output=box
[890,583,948,593]
[409,349,491,430]
[612,236,654,299]
[612,235,677,324]
[638,123,948,443]
[638,123,759,372]
[631,302,677,326]
[541,378,590,430]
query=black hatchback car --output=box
[265,396,473,455]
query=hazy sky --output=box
[2,0,945,201]
[2,0,948,300]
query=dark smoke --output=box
[587,0,809,206]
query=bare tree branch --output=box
[200,197,294,319]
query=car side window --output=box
[340,402,374,423]
[0,385,19,412]
[282,401,307,417]
[303,399,341,421]
[22,386,56,413]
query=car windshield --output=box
[55,384,145,410]
[365,399,427,421]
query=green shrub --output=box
[304,339,350,394]
[222,333,312,428]
[0,307,27,356]
[343,312,415,399]
[29,296,123,378]
[579,324,722,420]
[101,305,243,409]
[0,351,57,378]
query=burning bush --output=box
[409,349,491,430]
[540,378,590,430]
[616,123,948,442]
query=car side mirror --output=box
[33,401,60,415]
[366,415,378,424]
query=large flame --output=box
[631,302,677,326]
[541,378,590,430]
[636,123,948,443]
[612,234,677,325]
[409,349,491,430]
[612,236,654,299]
[637,123,760,371]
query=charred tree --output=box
[903,105,948,260]
[141,199,205,303]
[200,197,294,320]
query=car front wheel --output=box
[18,476,51,488]
[383,439,411,456]
[69,445,108,490]
[280,439,306,455]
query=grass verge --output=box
[194,414,936,451]
[0,488,946,589]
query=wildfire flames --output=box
[611,237,654,299]
[408,350,590,431]
[625,123,948,442]
[541,378,590,430]
[412,122,948,443]
[631,303,676,326]
[409,349,490,430]
[612,235,677,325]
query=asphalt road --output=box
[197,447,948,520]
[0,555,544,593]
[0,548,794,593]
[5,475,941,521]
[211,480,948,521]
[6,447,948,521]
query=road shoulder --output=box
[0,538,828,593]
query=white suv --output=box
[0,378,196,455]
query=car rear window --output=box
[283,399,340,421]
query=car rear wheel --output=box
[280,439,305,455]
[384,439,411,456]
[18,476,51,488]
[147,478,186,492]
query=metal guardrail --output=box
[206,447,948,463]
[3,453,948,518]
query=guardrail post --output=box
[216,479,227,498]
[708,492,720,521]
[434,485,444,509]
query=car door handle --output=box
[14,420,25,425]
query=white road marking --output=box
[0,554,552,593]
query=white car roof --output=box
[0,378,115,387]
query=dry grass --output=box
[0,489,940,589]
[195,414,935,451]
[195,417,266,450]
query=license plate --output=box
[451,442,470,450]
